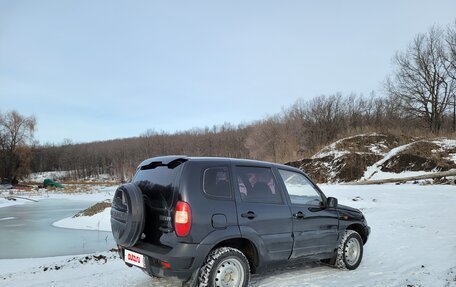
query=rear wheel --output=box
[197,247,250,287]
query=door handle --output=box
[241,211,256,220]
[293,211,305,219]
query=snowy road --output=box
[1,184,455,287]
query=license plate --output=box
[124,249,145,268]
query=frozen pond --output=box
[0,199,115,259]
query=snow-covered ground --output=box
[26,171,118,182]
[27,171,70,182]
[0,184,455,286]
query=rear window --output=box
[133,163,184,208]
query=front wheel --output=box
[197,247,250,287]
[333,230,364,270]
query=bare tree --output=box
[0,111,36,182]
[445,20,456,131]
[245,116,296,163]
[386,26,455,133]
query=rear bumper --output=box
[118,242,212,281]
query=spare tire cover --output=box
[110,183,145,247]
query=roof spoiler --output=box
[138,155,188,170]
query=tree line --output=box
[27,91,454,181]
[1,21,456,182]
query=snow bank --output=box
[53,207,112,232]
[434,138,456,148]
[362,142,414,180]
[300,134,456,183]
[312,133,394,159]
[361,138,456,181]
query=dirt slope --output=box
[286,134,456,183]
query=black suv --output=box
[111,156,370,287]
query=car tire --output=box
[197,247,250,287]
[333,230,364,270]
[110,183,145,247]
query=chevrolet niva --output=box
[111,156,370,287]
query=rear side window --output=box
[203,167,231,198]
[235,166,282,204]
[133,164,184,208]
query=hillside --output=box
[286,133,456,183]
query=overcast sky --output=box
[1,0,456,144]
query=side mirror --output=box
[327,197,338,208]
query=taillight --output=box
[175,201,191,237]
[160,261,171,269]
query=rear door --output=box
[276,168,339,259]
[233,165,293,262]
